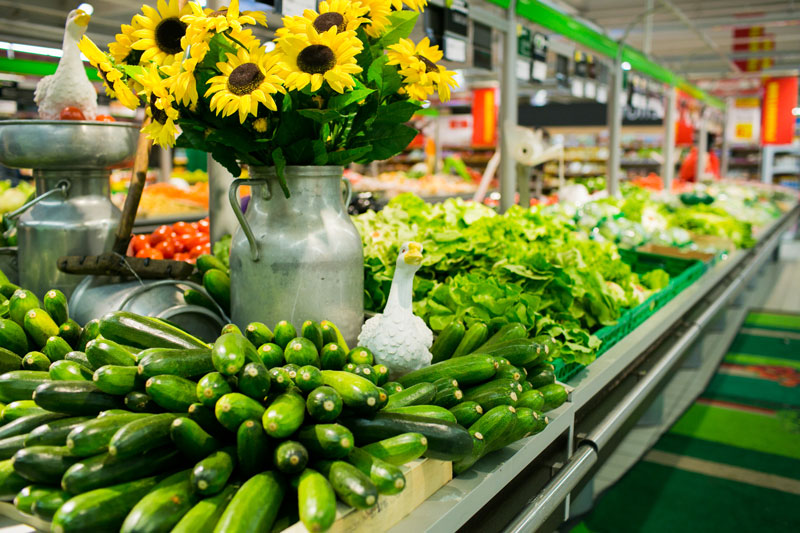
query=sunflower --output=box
[279,0,369,37]
[205,46,284,123]
[77,36,140,109]
[164,57,199,107]
[182,0,266,34]
[360,0,393,38]
[390,0,427,12]
[131,0,192,67]
[142,93,180,147]
[109,22,143,65]
[133,63,171,101]
[275,26,363,93]
[387,37,457,101]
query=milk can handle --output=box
[6,180,70,220]
[229,178,269,263]
[342,177,353,207]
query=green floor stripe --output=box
[669,403,800,460]
[744,311,800,331]
[724,353,800,369]
[582,462,800,533]
[705,373,800,408]
[652,432,800,480]
[726,334,800,360]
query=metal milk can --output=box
[229,166,364,345]
[0,120,138,298]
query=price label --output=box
[444,35,467,63]
[571,79,584,98]
[584,81,596,99]
[516,59,531,81]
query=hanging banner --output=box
[732,27,774,72]
[761,77,798,145]
[472,87,497,147]
[675,90,696,145]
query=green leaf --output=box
[311,140,328,165]
[355,123,417,161]
[210,145,241,177]
[297,108,346,124]
[327,146,372,166]
[328,88,375,111]
[271,147,290,198]
[378,11,419,47]
[367,56,403,99]
[375,100,421,125]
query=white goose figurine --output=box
[358,241,433,379]
[34,6,97,120]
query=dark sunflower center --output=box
[155,17,186,55]
[416,54,438,73]
[123,49,144,65]
[297,45,336,75]
[149,94,168,124]
[210,9,228,16]
[313,12,346,33]
[227,63,265,96]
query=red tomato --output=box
[155,240,176,259]
[95,114,115,122]
[131,234,150,254]
[201,243,211,254]
[59,106,85,120]
[136,248,164,260]
[183,231,207,250]
[174,232,195,251]
[172,221,193,235]
[190,244,207,257]
[197,218,210,232]
[173,252,191,262]
[150,225,172,245]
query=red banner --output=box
[471,88,497,147]
[761,77,798,145]
[675,90,697,146]
[733,27,774,72]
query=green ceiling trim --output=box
[0,57,101,82]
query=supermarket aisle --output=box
[573,308,800,532]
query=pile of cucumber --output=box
[182,254,231,317]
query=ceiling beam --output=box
[604,11,800,33]
[0,1,123,30]
[658,49,800,62]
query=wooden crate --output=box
[281,458,452,533]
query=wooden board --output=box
[281,458,452,533]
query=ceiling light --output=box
[621,61,631,71]
[0,41,89,61]
[792,107,800,116]
[77,3,94,15]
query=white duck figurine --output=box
[358,241,433,379]
[34,6,97,120]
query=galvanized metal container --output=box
[229,166,364,345]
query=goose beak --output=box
[75,10,91,27]
[403,242,423,265]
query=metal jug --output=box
[0,120,138,298]
[229,166,364,345]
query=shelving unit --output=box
[761,144,800,188]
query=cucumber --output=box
[192,448,235,495]
[170,417,219,462]
[43,290,68,326]
[297,423,354,459]
[52,475,161,533]
[172,484,236,533]
[528,368,556,389]
[396,354,497,388]
[533,413,549,433]
[25,416,91,447]
[539,383,568,411]
[188,403,228,439]
[352,363,377,384]
[15,484,59,513]
[31,486,71,519]
[0,458,28,498]
[43,336,72,362]
[383,382,403,395]
[382,404,458,423]
[215,392,266,432]
[321,370,381,413]
[99,311,208,350]
[361,432,428,466]
[282,363,300,380]
[348,347,374,365]
[11,445,81,483]
[0,318,29,356]
[433,381,463,408]
[9,290,39,327]
[62,447,181,494]
[236,418,268,476]
[21,351,50,371]
[64,351,93,372]
[346,447,405,495]
[272,320,297,349]
[145,374,197,412]
[306,386,343,422]
[237,362,271,400]
[124,391,163,413]
[245,321,274,347]
[77,319,100,352]
[58,320,82,350]
[298,469,336,533]
[274,440,308,474]
[220,323,241,336]
[262,390,305,438]
[319,343,347,370]
[183,288,217,313]
[23,308,59,348]
[478,322,528,351]
[203,269,231,315]
[212,471,284,533]
[0,370,49,403]
[196,372,232,408]
[2,399,44,421]
[372,364,389,386]
[431,321,466,363]
[0,434,28,460]
[137,347,213,379]
[108,413,180,459]
[486,407,539,453]
[121,469,197,533]
[525,362,555,375]
[343,362,357,373]
[256,343,284,368]
[66,413,148,456]
[295,365,323,393]
[93,365,138,395]
[319,460,378,509]
[212,332,257,376]
[520,380,533,393]
[0,282,18,299]
[496,364,524,382]
[342,412,473,461]
[320,320,349,353]
[516,389,545,411]
[33,381,124,415]
[0,347,22,373]
[98,409,131,417]
[449,401,483,427]
[376,387,389,410]
[451,322,489,358]
[196,254,228,274]
[481,339,545,367]
[454,405,517,474]
[301,320,324,353]
[284,337,319,367]
[0,412,65,440]
[85,338,136,368]
[462,384,518,411]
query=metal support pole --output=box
[720,97,732,178]
[643,0,654,55]
[607,51,623,197]
[158,147,171,183]
[695,106,708,181]
[662,85,677,190]
[499,0,518,213]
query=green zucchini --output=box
[51,475,161,533]
[0,370,50,403]
[382,404,458,423]
[85,339,136,368]
[453,405,517,474]
[137,347,213,379]
[124,391,163,413]
[2,399,47,422]
[539,383,568,411]
[298,469,336,533]
[448,401,483,427]
[343,362,357,373]
[301,320,324,353]
[220,324,241,336]
[0,458,28,498]
[237,362,272,400]
[262,390,305,438]
[9,290,40,328]
[481,339,546,367]
[431,321,466,363]
[516,389,545,411]
[320,370,381,413]
[212,332,257,376]
[108,413,180,459]
[212,471,284,533]
[21,351,50,371]
[346,447,405,495]
[188,403,228,439]
[196,254,228,274]
[245,321,274,348]
[15,484,59,514]
[203,269,231,315]
[99,311,208,350]
[486,407,539,453]
[528,368,556,389]
[215,392,266,432]
[284,337,319,367]
[11,445,81,483]
[183,289,218,314]
[462,386,518,411]
[192,448,235,495]
[282,363,300,380]
[318,460,378,509]
[496,364,524,382]
[297,423,354,459]
[171,484,237,533]
[31,486,71,520]
[66,413,148,457]
[383,382,403,395]
[23,308,60,348]
[0,412,65,440]
[170,417,219,462]
[353,363,379,384]
[272,320,297,349]
[120,469,197,533]
[64,351,93,372]
[295,365,323,393]
[347,347,374,366]
[25,416,91,447]
[58,320,82,350]
[361,432,428,466]
[236,419,269,476]
[0,434,28,460]
[478,322,528,351]
[372,364,390,386]
[257,343,284,368]
[0,347,22,373]
[43,290,68,326]
[451,322,489,358]
[145,374,197,412]
[33,380,125,415]
[305,386,343,422]
[77,319,100,352]
[320,320,349,353]
[433,381,463,408]
[396,354,497,388]
[62,447,181,494]
[0,317,29,355]
[43,336,72,362]
[196,372,232,408]
[274,440,308,474]
[93,365,138,395]
[319,343,347,370]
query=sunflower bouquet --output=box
[78,0,457,195]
